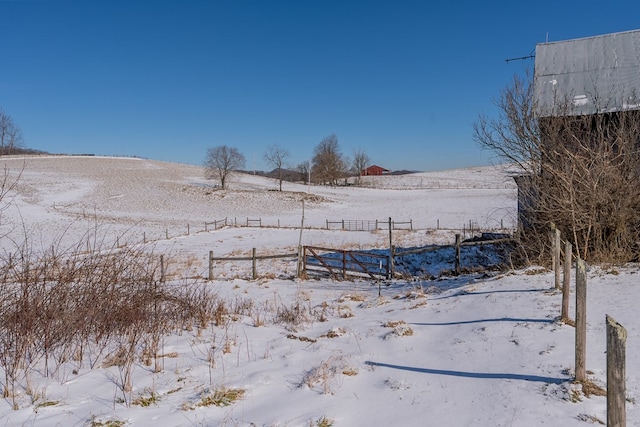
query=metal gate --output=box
[302,246,390,280]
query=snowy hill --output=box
[0,155,636,426]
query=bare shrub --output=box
[474,72,640,263]
[0,229,220,409]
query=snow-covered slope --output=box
[0,155,635,427]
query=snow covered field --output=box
[0,156,637,426]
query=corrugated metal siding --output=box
[534,29,640,117]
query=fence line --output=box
[205,217,228,232]
[111,216,515,250]
[325,219,414,231]
[207,233,514,281]
[551,223,629,425]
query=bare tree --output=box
[296,161,311,184]
[474,72,640,262]
[263,144,289,191]
[352,148,370,185]
[204,145,246,190]
[0,109,24,154]
[473,74,542,174]
[311,134,347,185]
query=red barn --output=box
[362,165,390,176]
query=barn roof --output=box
[534,29,640,117]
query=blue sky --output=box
[2,1,640,172]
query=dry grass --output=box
[319,327,346,338]
[576,414,604,425]
[314,415,334,427]
[195,387,246,407]
[300,353,357,396]
[575,379,606,398]
[0,233,226,409]
[337,293,366,302]
[287,334,317,343]
[382,320,414,338]
[275,300,311,330]
[89,416,127,427]
[132,390,160,407]
[524,267,548,275]
[341,367,358,376]
[359,296,389,309]
[337,305,354,318]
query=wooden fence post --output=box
[301,246,307,278]
[252,248,257,280]
[455,234,461,275]
[208,250,213,281]
[160,255,165,283]
[562,240,572,321]
[575,258,587,382]
[554,228,561,290]
[390,245,395,279]
[607,314,627,427]
[388,217,394,277]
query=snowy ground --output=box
[0,155,636,426]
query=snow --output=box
[0,155,636,426]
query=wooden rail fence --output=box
[206,233,514,281]
[208,248,298,280]
[205,217,228,232]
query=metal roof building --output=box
[534,29,640,117]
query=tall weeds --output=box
[0,234,220,408]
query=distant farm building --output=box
[362,165,390,176]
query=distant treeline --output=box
[0,147,48,156]
[247,167,420,183]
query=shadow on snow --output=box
[364,361,567,384]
